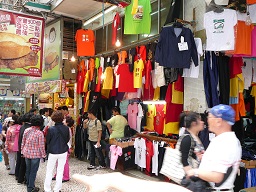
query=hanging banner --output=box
[27,19,61,82]
[25,80,65,94]
[0,9,45,77]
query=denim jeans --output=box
[89,140,106,167]
[25,158,40,192]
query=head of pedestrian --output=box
[51,111,64,124]
[87,110,97,120]
[208,104,235,135]
[111,106,120,116]
[179,111,204,134]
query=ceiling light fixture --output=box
[83,5,117,26]
[115,39,121,47]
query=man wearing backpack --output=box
[106,106,128,139]
[83,110,106,170]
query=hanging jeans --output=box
[203,51,219,108]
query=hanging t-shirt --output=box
[242,59,253,90]
[82,70,90,93]
[251,27,256,57]
[89,58,95,82]
[124,0,152,34]
[117,64,137,92]
[75,29,95,56]
[134,59,144,88]
[145,60,152,89]
[120,100,129,116]
[112,13,121,45]
[247,0,256,5]
[137,103,143,132]
[204,9,237,51]
[182,38,203,78]
[145,140,154,174]
[110,145,123,170]
[152,141,159,176]
[127,103,138,129]
[154,104,165,135]
[118,51,128,64]
[146,104,156,131]
[134,138,146,168]
[103,67,114,89]
[77,60,86,94]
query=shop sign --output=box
[0,9,45,77]
[27,19,61,82]
[25,80,65,94]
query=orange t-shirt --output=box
[75,29,95,56]
[226,21,253,55]
[117,51,127,64]
[247,0,256,4]
[89,58,95,82]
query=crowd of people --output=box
[0,104,242,192]
[0,106,74,192]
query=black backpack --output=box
[124,124,137,137]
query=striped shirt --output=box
[21,126,46,159]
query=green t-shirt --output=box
[107,115,127,139]
[124,0,152,34]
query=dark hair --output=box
[39,109,43,115]
[10,109,16,115]
[51,111,64,123]
[12,115,19,124]
[17,115,25,125]
[49,108,54,116]
[179,112,201,129]
[66,116,74,127]
[16,112,21,116]
[23,112,33,122]
[29,108,37,113]
[112,106,120,114]
[57,106,62,110]
[62,106,68,111]
[88,110,97,117]
[42,108,49,114]
[30,115,44,126]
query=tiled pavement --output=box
[0,157,160,192]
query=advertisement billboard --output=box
[0,9,45,77]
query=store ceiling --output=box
[52,0,111,21]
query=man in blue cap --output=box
[187,104,242,191]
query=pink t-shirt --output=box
[110,145,122,170]
[127,103,138,129]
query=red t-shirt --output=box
[135,45,147,61]
[143,79,154,100]
[112,13,121,45]
[95,67,102,92]
[145,140,154,175]
[77,60,86,94]
[117,64,137,92]
[165,83,183,123]
[154,104,165,134]
[229,57,243,78]
[145,60,152,89]
[75,29,95,56]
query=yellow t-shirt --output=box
[172,83,184,104]
[103,67,113,89]
[84,90,91,112]
[134,59,144,88]
[83,70,90,93]
[146,104,156,131]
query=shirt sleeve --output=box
[96,120,102,131]
[180,135,192,167]
[190,30,199,67]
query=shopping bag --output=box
[160,147,185,184]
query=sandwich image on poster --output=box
[0,9,44,77]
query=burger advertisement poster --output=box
[28,20,61,82]
[0,9,44,77]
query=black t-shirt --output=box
[88,92,101,113]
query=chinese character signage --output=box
[28,19,61,82]
[25,80,65,94]
[0,9,44,77]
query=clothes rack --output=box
[136,133,177,144]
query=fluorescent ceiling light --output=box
[83,5,117,26]
[143,100,166,105]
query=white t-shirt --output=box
[152,141,159,176]
[242,58,253,90]
[183,38,203,78]
[204,9,237,51]
[136,103,144,132]
[134,138,146,168]
[199,132,241,190]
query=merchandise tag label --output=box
[178,36,188,51]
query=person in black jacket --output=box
[44,111,70,192]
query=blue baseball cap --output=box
[209,104,235,125]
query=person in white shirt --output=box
[187,104,242,191]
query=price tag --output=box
[71,68,76,74]
[178,36,188,51]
